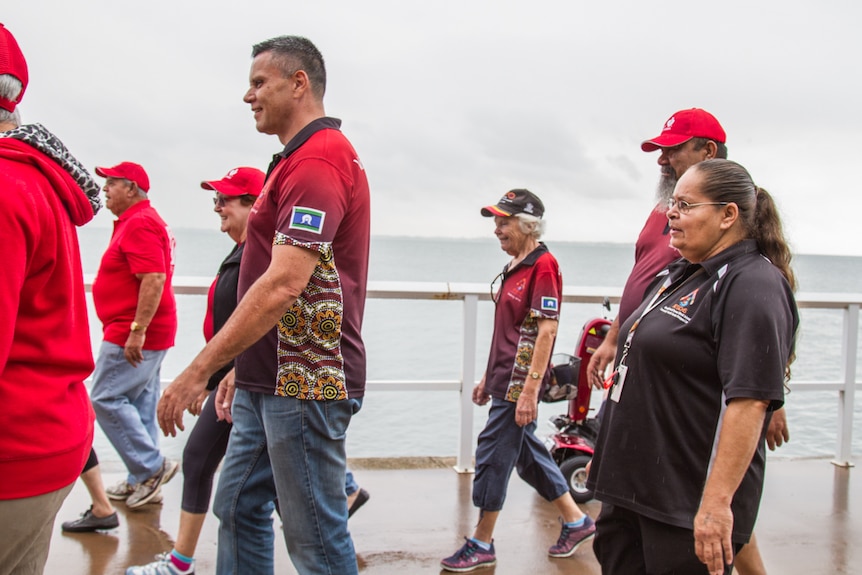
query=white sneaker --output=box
[126,459,179,509]
[126,552,194,575]
[106,480,135,501]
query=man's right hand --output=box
[765,406,790,450]
[587,338,616,390]
[157,367,208,436]
[124,331,146,367]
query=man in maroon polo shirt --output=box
[157,36,370,575]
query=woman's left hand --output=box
[514,389,538,427]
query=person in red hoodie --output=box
[0,22,102,575]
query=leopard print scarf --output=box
[2,123,102,215]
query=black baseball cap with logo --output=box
[481,189,545,218]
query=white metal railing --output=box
[86,277,862,471]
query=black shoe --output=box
[61,506,120,532]
[348,488,370,518]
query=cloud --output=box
[5,0,862,254]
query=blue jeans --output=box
[90,341,167,484]
[213,389,361,575]
[472,397,569,511]
[345,469,358,496]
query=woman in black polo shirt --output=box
[588,159,798,575]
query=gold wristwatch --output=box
[529,371,542,380]
[130,321,147,333]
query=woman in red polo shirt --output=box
[441,189,595,573]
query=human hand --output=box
[765,407,790,451]
[587,339,616,390]
[157,368,208,436]
[514,389,538,427]
[215,369,236,423]
[189,388,210,416]
[123,331,146,366]
[694,498,734,575]
[472,380,490,406]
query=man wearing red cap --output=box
[84,161,179,510]
[0,22,102,574]
[586,109,782,574]
[589,107,728,371]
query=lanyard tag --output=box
[609,364,628,403]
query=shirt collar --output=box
[504,242,549,274]
[117,199,151,221]
[266,117,342,177]
[698,239,760,275]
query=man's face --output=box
[103,178,135,216]
[654,140,711,204]
[243,51,294,140]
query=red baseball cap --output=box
[0,23,29,112]
[200,167,264,197]
[95,162,150,193]
[641,108,726,152]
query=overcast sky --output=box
[6,0,860,255]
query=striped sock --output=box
[170,550,193,571]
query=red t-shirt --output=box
[92,200,177,350]
[485,244,562,402]
[616,206,681,325]
[236,118,370,400]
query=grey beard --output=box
[654,170,677,207]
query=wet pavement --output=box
[45,456,859,574]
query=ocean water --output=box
[76,227,862,462]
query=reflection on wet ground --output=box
[46,457,859,575]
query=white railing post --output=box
[833,303,859,468]
[455,293,479,473]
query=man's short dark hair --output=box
[691,137,728,159]
[252,36,326,98]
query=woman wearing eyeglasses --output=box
[441,189,595,573]
[122,167,262,575]
[587,159,799,575]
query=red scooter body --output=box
[545,303,612,503]
[568,316,612,423]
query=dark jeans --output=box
[594,502,739,575]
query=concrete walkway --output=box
[45,457,859,574]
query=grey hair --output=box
[514,213,545,239]
[113,177,148,198]
[0,75,23,126]
[251,36,326,99]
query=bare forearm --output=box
[524,320,557,396]
[185,272,303,379]
[702,399,769,505]
[134,273,166,326]
[695,398,768,571]
[605,316,620,346]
